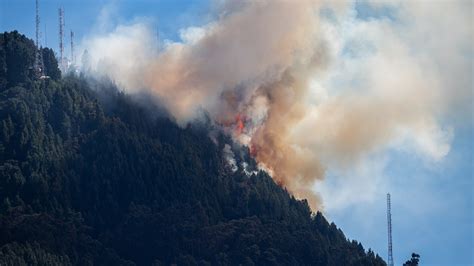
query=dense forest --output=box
[0,31,387,265]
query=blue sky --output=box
[323,124,473,265]
[0,0,211,56]
[1,1,472,265]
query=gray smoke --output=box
[78,0,472,211]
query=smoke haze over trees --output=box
[0,31,387,265]
[77,0,472,211]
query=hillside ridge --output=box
[0,31,386,266]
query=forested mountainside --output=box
[0,31,386,265]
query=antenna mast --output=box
[34,0,44,77]
[58,7,65,72]
[35,0,40,48]
[70,31,75,66]
[387,193,394,266]
[44,24,47,47]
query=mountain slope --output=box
[0,31,386,266]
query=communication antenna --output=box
[34,0,44,77]
[44,24,47,47]
[387,193,394,266]
[58,7,65,72]
[70,31,75,65]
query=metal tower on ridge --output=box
[35,0,40,49]
[58,7,65,72]
[70,31,75,66]
[387,193,394,266]
[44,24,47,47]
[34,0,44,77]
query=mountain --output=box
[0,31,386,266]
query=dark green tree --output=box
[403,253,420,266]
[0,31,36,88]
[41,47,61,80]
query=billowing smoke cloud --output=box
[79,0,472,211]
[80,23,157,92]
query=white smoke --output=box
[78,0,473,211]
[223,144,238,172]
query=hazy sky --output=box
[1,1,472,265]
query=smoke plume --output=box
[79,0,472,211]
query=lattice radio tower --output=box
[34,0,44,77]
[70,31,75,66]
[387,193,394,266]
[58,7,65,72]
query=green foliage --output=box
[0,31,36,89]
[41,48,61,80]
[403,253,420,266]
[0,31,387,265]
[0,32,61,89]
[0,242,72,266]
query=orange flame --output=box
[235,113,245,135]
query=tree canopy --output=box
[403,253,420,266]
